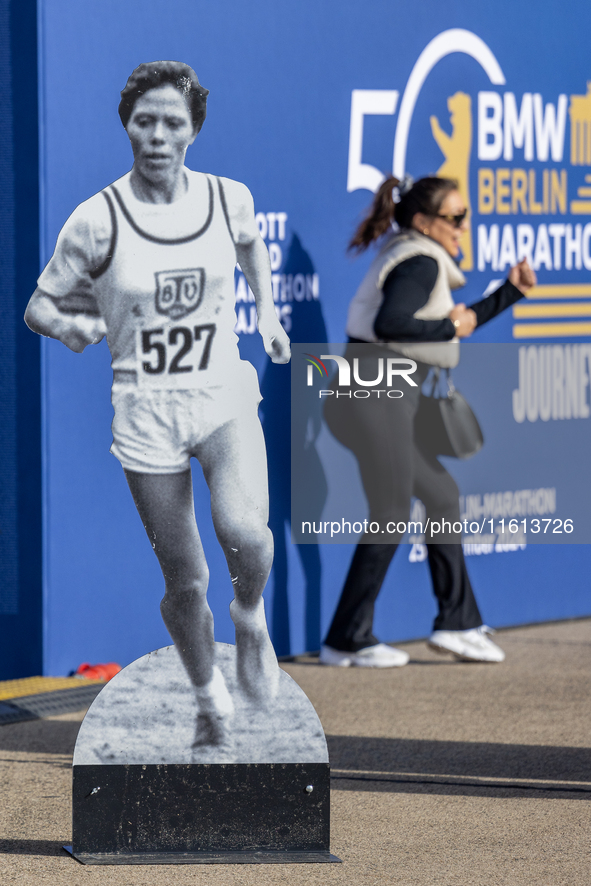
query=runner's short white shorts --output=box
[110,361,261,474]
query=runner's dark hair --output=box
[348,175,458,253]
[119,60,209,132]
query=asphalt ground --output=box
[1,618,589,885]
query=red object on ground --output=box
[75,662,122,681]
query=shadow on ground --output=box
[0,839,69,857]
[328,735,591,799]
[0,719,81,755]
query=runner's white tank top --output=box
[93,169,240,390]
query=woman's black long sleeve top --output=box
[371,255,524,342]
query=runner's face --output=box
[126,85,197,186]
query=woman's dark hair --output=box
[348,174,458,253]
[119,61,209,132]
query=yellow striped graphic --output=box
[513,302,591,318]
[525,284,591,299]
[513,322,591,338]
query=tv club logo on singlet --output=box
[155,268,205,320]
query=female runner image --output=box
[25,61,291,747]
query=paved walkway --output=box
[1,618,590,885]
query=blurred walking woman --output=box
[25,61,290,747]
[321,175,535,668]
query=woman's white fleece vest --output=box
[346,229,466,367]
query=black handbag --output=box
[414,368,484,459]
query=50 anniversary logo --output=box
[347,28,591,340]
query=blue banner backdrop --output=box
[35,0,591,672]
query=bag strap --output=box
[427,367,440,397]
[444,368,456,397]
[425,367,456,399]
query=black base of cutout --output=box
[64,846,341,865]
[72,762,333,860]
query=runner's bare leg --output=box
[124,468,233,744]
[196,412,279,704]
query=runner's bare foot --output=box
[192,711,227,748]
[192,665,234,747]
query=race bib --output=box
[136,322,217,388]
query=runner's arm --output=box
[236,238,290,364]
[220,177,291,364]
[25,288,106,353]
[25,195,110,352]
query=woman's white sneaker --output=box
[320,643,409,668]
[428,626,505,662]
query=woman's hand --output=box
[508,258,536,294]
[448,303,477,338]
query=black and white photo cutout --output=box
[73,643,328,765]
[25,61,292,755]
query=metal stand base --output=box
[63,846,341,865]
[71,762,337,863]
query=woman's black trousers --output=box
[323,349,483,652]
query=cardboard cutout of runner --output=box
[25,61,292,755]
[73,643,328,766]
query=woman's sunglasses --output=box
[436,210,468,228]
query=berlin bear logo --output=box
[155,268,205,320]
